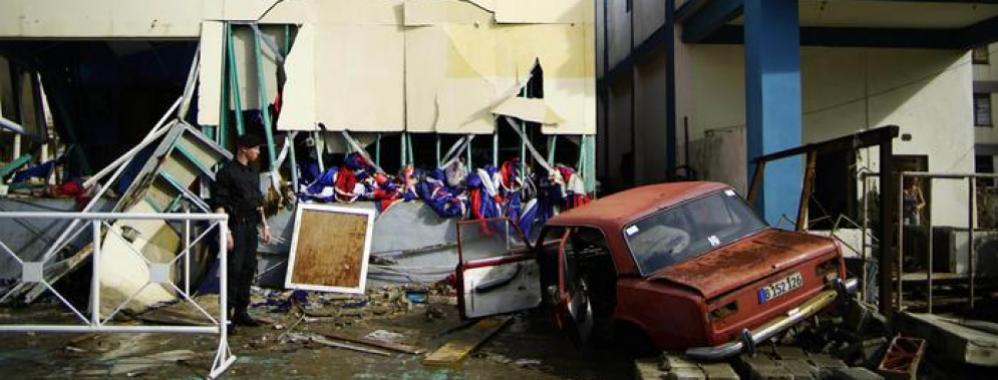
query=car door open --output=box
[456,218,542,319]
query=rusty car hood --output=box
[649,229,837,299]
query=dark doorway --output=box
[809,150,857,229]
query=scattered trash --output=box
[365,330,405,344]
[406,290,428,304]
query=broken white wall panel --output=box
[219,0,284,21]
[285,204,374,294]
[277,23,317,131]
[403,0,493,27]
[405,20,509,134]
[491,96,563,125]
[258,0,318,24]
[494,0,594,24]
[198,21,225,126]
[315,23,405,132]
[465,0,495,13]
[494,23,596,135]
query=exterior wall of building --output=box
[676,44,975,227]
[973,43,998,164]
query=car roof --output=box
[547,181,731,231]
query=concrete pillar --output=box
[744,0,802,225]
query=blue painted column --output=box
[744,0,802,226]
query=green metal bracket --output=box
[0,154,32,179]
[547,135,556,164]
[252,25,278,169]
[225,22,245,137]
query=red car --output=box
[455,182,856,358]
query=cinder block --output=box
[774,346,809,360]
[807,354,848,370]
[660,354,700,371]
[780,359,819,379]
[700,362,739,380]
[752,366,793,380]
[740,354,781,369]
[827,367,885,380]
[634,358,663,380]
[667,367,707,380]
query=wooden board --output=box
[285,204,374,293]
[422,316,511,366]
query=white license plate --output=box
[758,272,804,304]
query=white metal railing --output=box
[0,211,234,378]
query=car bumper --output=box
[685,277,858,360]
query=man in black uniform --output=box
[212,133,272,328]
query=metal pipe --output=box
[0,325,219,334]
[0,116,27,135]
[927,179,933,313]
[178,45,200,120]
[83,98,180,189]
[252,25,278,169]
[401,132,408,168]
[969,177,976,310]
[90,220,101,325]
[0,212,226,221]
[435,135,441,167]
[184,205,191,295]
[377,133,383,167]
[862,175,869,302]
[493,131,499,168]
[225,22,245,136]
[897,173,904,311]
[219,220,229,338]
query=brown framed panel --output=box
[284,204,374,294]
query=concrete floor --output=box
[0,299,633,379]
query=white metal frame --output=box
[284,203,374,294]
[0,211,235,379]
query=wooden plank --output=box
[285,204,374,293]
[321,332,426,355]
[422,316,511,367]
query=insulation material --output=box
[491,96,563,125]
[494,0,593,24]
[197,21,224,126]
[277,23,317,131]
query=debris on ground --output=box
[423,316,512,367]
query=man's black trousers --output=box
[228,221,258,315]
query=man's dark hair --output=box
[236,133,263,149]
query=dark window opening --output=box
[976,93,993,127]
[973,47,990,65]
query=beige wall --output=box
[677,44,975,227]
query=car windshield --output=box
[624,189,768,275]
